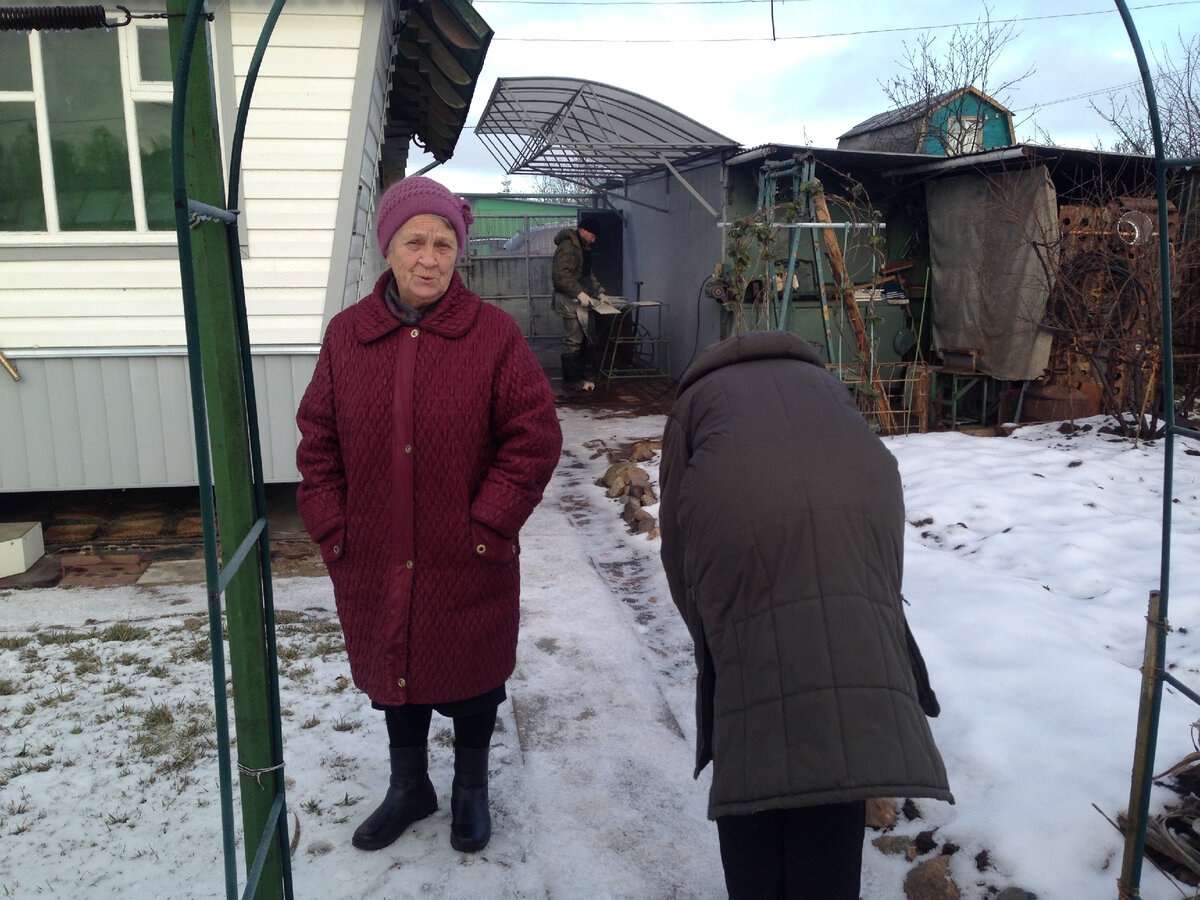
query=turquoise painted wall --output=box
[919,93,1014,155]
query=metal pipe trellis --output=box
[1114,0,1200,896]
[169,0,294,896]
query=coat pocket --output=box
[470,519,519,565]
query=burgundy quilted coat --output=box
[296,271,562,706]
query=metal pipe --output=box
[0,349,19,382]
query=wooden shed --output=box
[837,86,1016,156]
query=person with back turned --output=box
[659,329,952,898]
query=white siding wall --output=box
[0,0,367,351]
[341,0,395,312]
[0,353,314,490]
[232,5,363,343]
[0,0,384,490]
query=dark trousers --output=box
[380,693,500,750]
[715,800,866,900]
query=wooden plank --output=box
[812,182,896,433]
[243,199,339,229]
[1,260,182,289]
[242,169,343,200]
[245,232,335,259]
[230,10,364,47]
[236,74,355,108]
[239,140,348,170]
[246,316,326,345]
[238,109,351,141]
[232,46,359,79]
[1,320,189,347]
[0,292,184,317]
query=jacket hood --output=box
[554,229,579,247]
[677,330,824,397]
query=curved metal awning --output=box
[474,77,738,190]
[390,0,493,164]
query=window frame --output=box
[944,115,985,156]
[0,19,178,248]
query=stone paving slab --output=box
[58,553,148,587]
[136,558,207,585]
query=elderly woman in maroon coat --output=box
[296,176,562,855]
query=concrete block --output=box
[0,522,45,578]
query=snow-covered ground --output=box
[2,408,1199,899]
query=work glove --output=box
[577,291,595,308]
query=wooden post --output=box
[812,183,896,433]
[166,2,284,897]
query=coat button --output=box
[410,328,419,338]
[405,444,412,453]
[406,560,414,569]
[397,677,406,687]
[476,544,487,554]
[332,544,340,554]
[511,545,517,554]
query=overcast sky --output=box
[409,0,1199,193]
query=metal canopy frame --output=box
[475,77,738,193]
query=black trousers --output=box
[715,800,866,900]
[377,686,504,750]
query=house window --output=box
[945,116,984,155]
[0,21,173,234]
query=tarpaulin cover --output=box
[925,165,1059,380]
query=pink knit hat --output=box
[376,176,474,259]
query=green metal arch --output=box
[1115,0,1200,896]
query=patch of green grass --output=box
[286,663,315,681]
[102,680,137,698]
[114,652,147,667]
[146,664,170,679]
[36,629,90,646]
[0,679,17,696]
[39,688,74,707]
[315,637,345,656]
[320,753,356,782]
[277,644,303,662]
[64,645,102,676]
[330,716,361,733]
[0,635,32,651]
[133,700,214,776]
[170,634,211,663]
[100,622,151,642]
[302,618,343,636]
[142,702,175,730]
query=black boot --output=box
[578,345,599,381]
[560,353,594,392]
[450,746,491,852]
[352,744,438,851]
[560,353,583,390]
